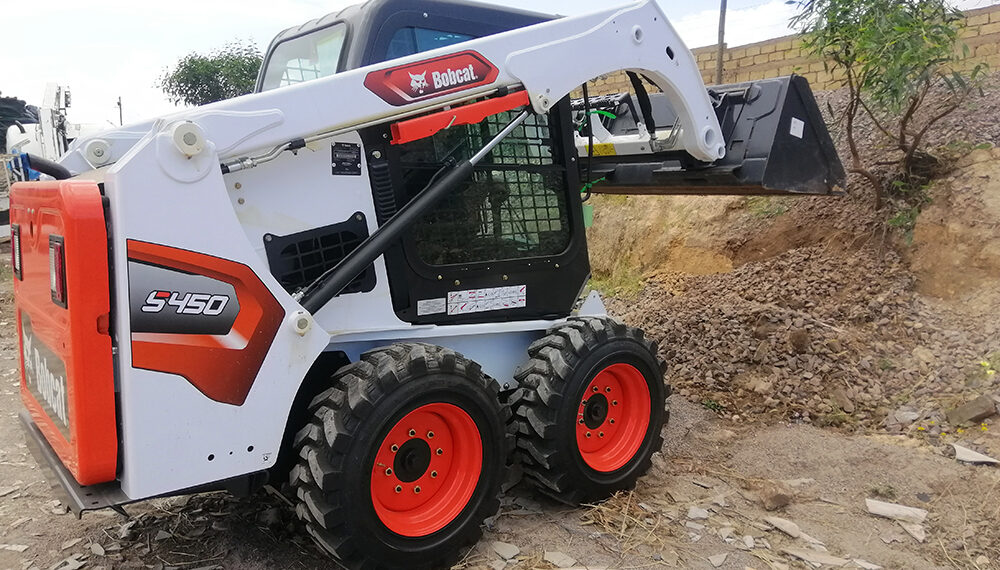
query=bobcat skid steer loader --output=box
[12,0,844,567]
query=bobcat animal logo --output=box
[409,71,429,94]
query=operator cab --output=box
[256,0,553,93]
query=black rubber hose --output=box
[25,154,72,180]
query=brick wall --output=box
[587,4,1000,95]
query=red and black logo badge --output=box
[364,50,499,106]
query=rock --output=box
[893,406,921,425]
[687,506,710,520]
[743,535,755,549]
[154,530,172,541]
[912,346,935,364]
[489,562,506,570]
[759,482,794,511]
[951,444,999,465]
[61,538,83,550]
[899,522,926,543]
[831,388,855,413]
[89,543,105,556]
[719,526,736,541]
[492,541,520,560]
[543,551,576,568]
[975,556,990,567]
[0,544,29,552]
[708,553,728,567]
[685,521,706,530]
[781,547,850,567]
[865,499,928,524]
[0,486,17,498]
[788,329,811,354]
[946,395,998,426]
[118,520,138,540]
[852,560,883,570]
[764,516,824,545]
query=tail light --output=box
[11,224,22,280]
[49,236,67,308]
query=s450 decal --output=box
[142,291,231,316]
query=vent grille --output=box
[264,214,376,295]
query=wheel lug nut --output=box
[395,485,402,493]
[605,387,612,393]
[610,419,616,424]
[612,400,618,406]
[579,418,584,424]
[599,432,605,437]
[436,448,443,455]
[586,432,592,438]
[592,386,598,392]
[427,431,434,439]
[414,486,422,494]
[408,429,416,437]
[385,468,393,476]
[391,444,399,452]
[431,471,438,478]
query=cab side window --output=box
[386,27,475,60]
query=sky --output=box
[2,0,998,128]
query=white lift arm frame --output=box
[62,0,724,177]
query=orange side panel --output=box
[12,180,117,486]
[127,241,284,406]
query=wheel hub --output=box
[370,403,483,538]
[576,363,652,473]
[393,439,431,482]
[583,394,609,429]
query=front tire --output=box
[511,317,669,504]
[290,344,510,569]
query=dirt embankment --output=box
[589,99,1000,438]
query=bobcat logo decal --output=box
[409,71,429,94]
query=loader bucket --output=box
[579,75,846,196]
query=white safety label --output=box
[790,117,805,139]
[416,298,447,316]
[447,285,527,315]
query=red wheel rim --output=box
[576,363,651,472]
[370,403,483,537]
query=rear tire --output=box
[290,343,511,569]
[511,317,669,504]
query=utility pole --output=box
[716,0,728,85]
[117,97,123,126]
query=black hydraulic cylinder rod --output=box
[299,110,531,314]
[25,153,72,180]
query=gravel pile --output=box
[608,245,1000,430]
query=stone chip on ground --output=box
[708,553,728,567]
[492,541,520,560]
[543,551,577,568]
[781,547,850,567]
[951,443,999,465]
[946,395,998,426]
[864,499,928,524]
[687,506,710,520]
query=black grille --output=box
[264,214,376,295]
[398,111,571,266]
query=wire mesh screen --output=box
[274,230,368,293]
[398,111,571,266]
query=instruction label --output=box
[447,286,527,315]
[790,118,805,139]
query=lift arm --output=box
[59,0,724,176]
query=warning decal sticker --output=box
[446,286,527,316]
